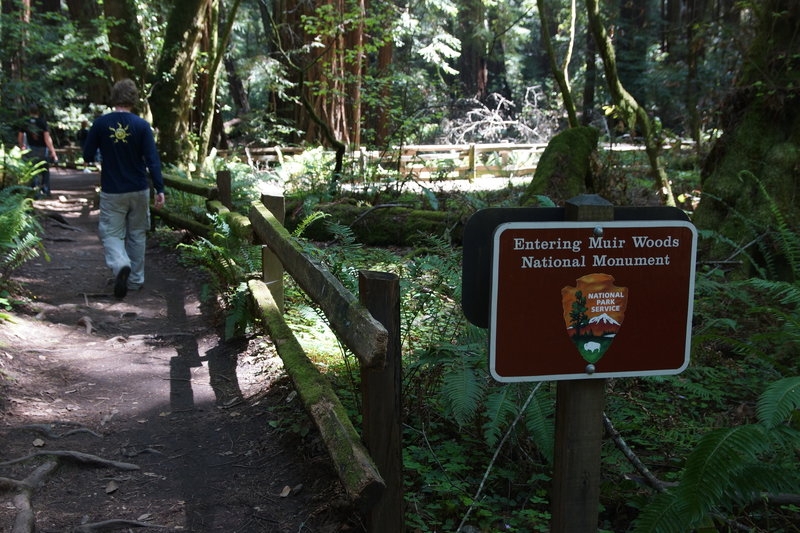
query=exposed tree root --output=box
[72,519,168,532]
[13,423,103,439]
[0,449,146,533]
[11,460,59,533]
[0,450,139,470]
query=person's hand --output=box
[153,192,165,209]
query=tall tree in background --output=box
[65,0,108,105]
[693,0,800,277]
[537,0,578,127]
[102,0,150,118]
[458,0,488,100]
[149,0,211,168]
[196,0,242,165]
[586,0,675,206]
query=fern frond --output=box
[292,211,329,238]
[523,389,554,464]
[482,386,518,447]
[632,490,691,533]
[677,424,770,520]
[745,278,800,307]
[440,357,485,427]
[741,170,800,280]
[726,462,800,507]
[756,376,800,428]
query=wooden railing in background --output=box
[218,143,547,180]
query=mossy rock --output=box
[520,126,600,205]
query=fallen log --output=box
[248,279,384,509]
[152,207,212,239]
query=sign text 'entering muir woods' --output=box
[490,220,697,382]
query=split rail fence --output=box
[152,171,404,532]
[219,143,548,180]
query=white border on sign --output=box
[489,220,698,382]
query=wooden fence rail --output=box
[153,171,403,529]
[218,142,548,180]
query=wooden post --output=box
[551,194,612,532]
[468,144,477,181]
[359,271,404,533]
[216,170,233,209]
[260,192,285,314]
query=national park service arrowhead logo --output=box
[561,273,628,364]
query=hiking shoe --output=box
[114,266,131,299]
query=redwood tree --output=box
[693,0,800,278]
[149,0,211,168]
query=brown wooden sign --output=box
[490,220,697,381]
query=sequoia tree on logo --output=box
[561,273,628,364]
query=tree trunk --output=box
[585,0,675,206]
[1,0,25,112]
[149,0,210,168]
[581,23,596,126]
[693,0,800,279]
[196,0,241,163]
[65,0,108,104]
[458,0,488,100]
[103,0,150,119]
[224,55,250,116]
[537,0,578,128]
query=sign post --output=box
[463,194,697,532]
[551,195,612,532]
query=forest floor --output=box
[0,169,359,532]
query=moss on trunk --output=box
[520,126,599,205]
[693,1,800,279]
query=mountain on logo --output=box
[588,313,620,326]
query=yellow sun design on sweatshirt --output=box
[109,123,131,143]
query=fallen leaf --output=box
[137,419,147,424]
[159,411,171,417]
[32,438,45,447]
[105,480,119,494]
[137,513,152,521]
[280,485,292,497]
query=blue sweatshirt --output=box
[83,111,164,194]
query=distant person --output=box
[18,103,58,197]
[82,79,165,299]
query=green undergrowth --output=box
[165,151,797,531]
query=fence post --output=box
[216,170,233,209]
[550,194,612,532]
[358,270,403,533]
[260,192,285,313]
[468,144,477,181]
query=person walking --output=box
[82,79,165,299]
[18,103,58,197]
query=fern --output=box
[440,349,485,427]
[633,491,691,533]
[482,386,518,447]
[740,170,800,280]
[678,424,771,520]
[634,377,800,532]
[523,388,555,464]
[756,376,800,429]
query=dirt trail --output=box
[0,169,354,532]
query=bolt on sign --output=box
[489,220,697,382]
